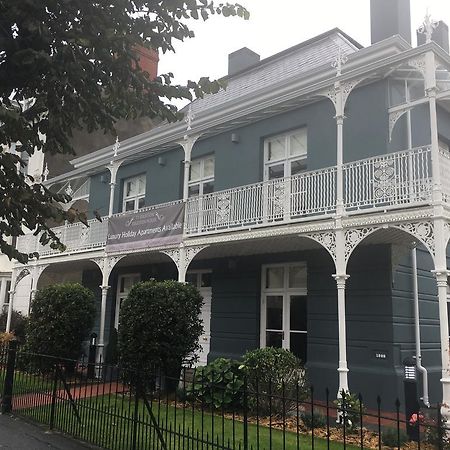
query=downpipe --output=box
[412,246,430,407]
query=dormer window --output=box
[188,156,215,197]
[122,175,146,212]
[264,128,307,180]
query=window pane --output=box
[203,181,214,195]
[204,158,215,178]
[267,137,286,161]
[188,184,200,197]
[201,272,212,287]
[125,180,135,197]
[185,273,198,286]
[266,331,283,349]
[290,159,307,176]
[290,295,307,331]
[290,333,307,362]
[290,130,307,156]
[266,267,284,289]
[125,200,135,211]
[138,176,146,194]
[189,160,201,181]
[268,164,285,180]
[266,295,283,330]
[138,197,145,209]
[289,265,307,288]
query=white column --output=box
[177,247,187,283]
[336,112,345,216]
[97,285,110,363]
[5,290,15,333]
[0,278,7,311]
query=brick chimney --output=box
[133,46,159,80]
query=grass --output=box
[18,393,364,450]
[0,370,54,396]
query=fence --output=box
[0,343,447,450]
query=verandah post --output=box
[1,340,18,414]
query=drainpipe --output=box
[412,246,430,407]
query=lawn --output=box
[18,393,363,450]
[0,370,54,396]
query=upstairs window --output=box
[188,156,215,197]
[264,128,307,181]
[122,175,146,212]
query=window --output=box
[114,274,141,329]
[122,175,146,212]
[188,156,215,197]
[264,129,307,181]
[261,263,308,362]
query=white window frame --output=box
[264,128,307,181]
[260,262,307,357]
[185,270,212,289]
[122,174,146,212]
[188,155,215,197]
[114,273,141,329]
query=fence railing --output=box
[16,147,439,255]
[0,344,447,450]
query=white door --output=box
[114,274,141,329]
[186,271,212,366]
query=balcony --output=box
[16,146,441,258]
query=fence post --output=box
[131,377,140,450]
[243,375,248,450]
[49,364,59,429]
[1,340,18,414]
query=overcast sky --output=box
[159,0,450,91]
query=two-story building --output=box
[8,0,450,409]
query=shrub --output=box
[382,427,409,448]
[240,347,308,416]
[0,310,27,342]
[334,391,365,433]
[190,358,244,409]
[118,280,203,391]
[24,283,96,365]
[301,411,327,430]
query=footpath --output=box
[0,414,96,449]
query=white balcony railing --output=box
[16,146,440,257]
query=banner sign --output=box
[106,203,184,252]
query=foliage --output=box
[118,280,203,389]
[0,310,27,342]
[381,427,409,448]
[240,347,308,416]
[0,331,15,344]
[424,412,450,449]
[334,391,364,433]
[190,358,244,409]
[24,283,96,363]
[0,0,249,263]
[301,411,327,430]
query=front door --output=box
[186,271,212,366]
[260,263,308,362]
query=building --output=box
[8,0,450,409]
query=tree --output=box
[0,0,249,263]
[25,283,96,360]
[118,280,203,388]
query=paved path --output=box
[0,414,96,449]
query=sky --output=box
[159,0,450,91]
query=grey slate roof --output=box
[189,29,360,117]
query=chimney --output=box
[370,0,411,45]
[228,47,260,76]
[133,46,159,80]
[417,21,450,53]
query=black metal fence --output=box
[0,342,448,450]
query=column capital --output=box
[333,274,350,288]
[99,285,111,292]
[432,269,450,286]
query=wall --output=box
[87,80,392,215]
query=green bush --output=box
[301,411,327,429]
[240,347,308,416]
[382,427,408,448]
[24,283,96,365]
[334,391,365,433]
[118,280,203,391]
[190,358,244,409]
[0,310,27,342]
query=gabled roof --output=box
[189,28,360,117]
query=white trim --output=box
[114,273,141,329]
[188,156,215,197]
[122,175,146,212]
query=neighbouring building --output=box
[8,0,450,410]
